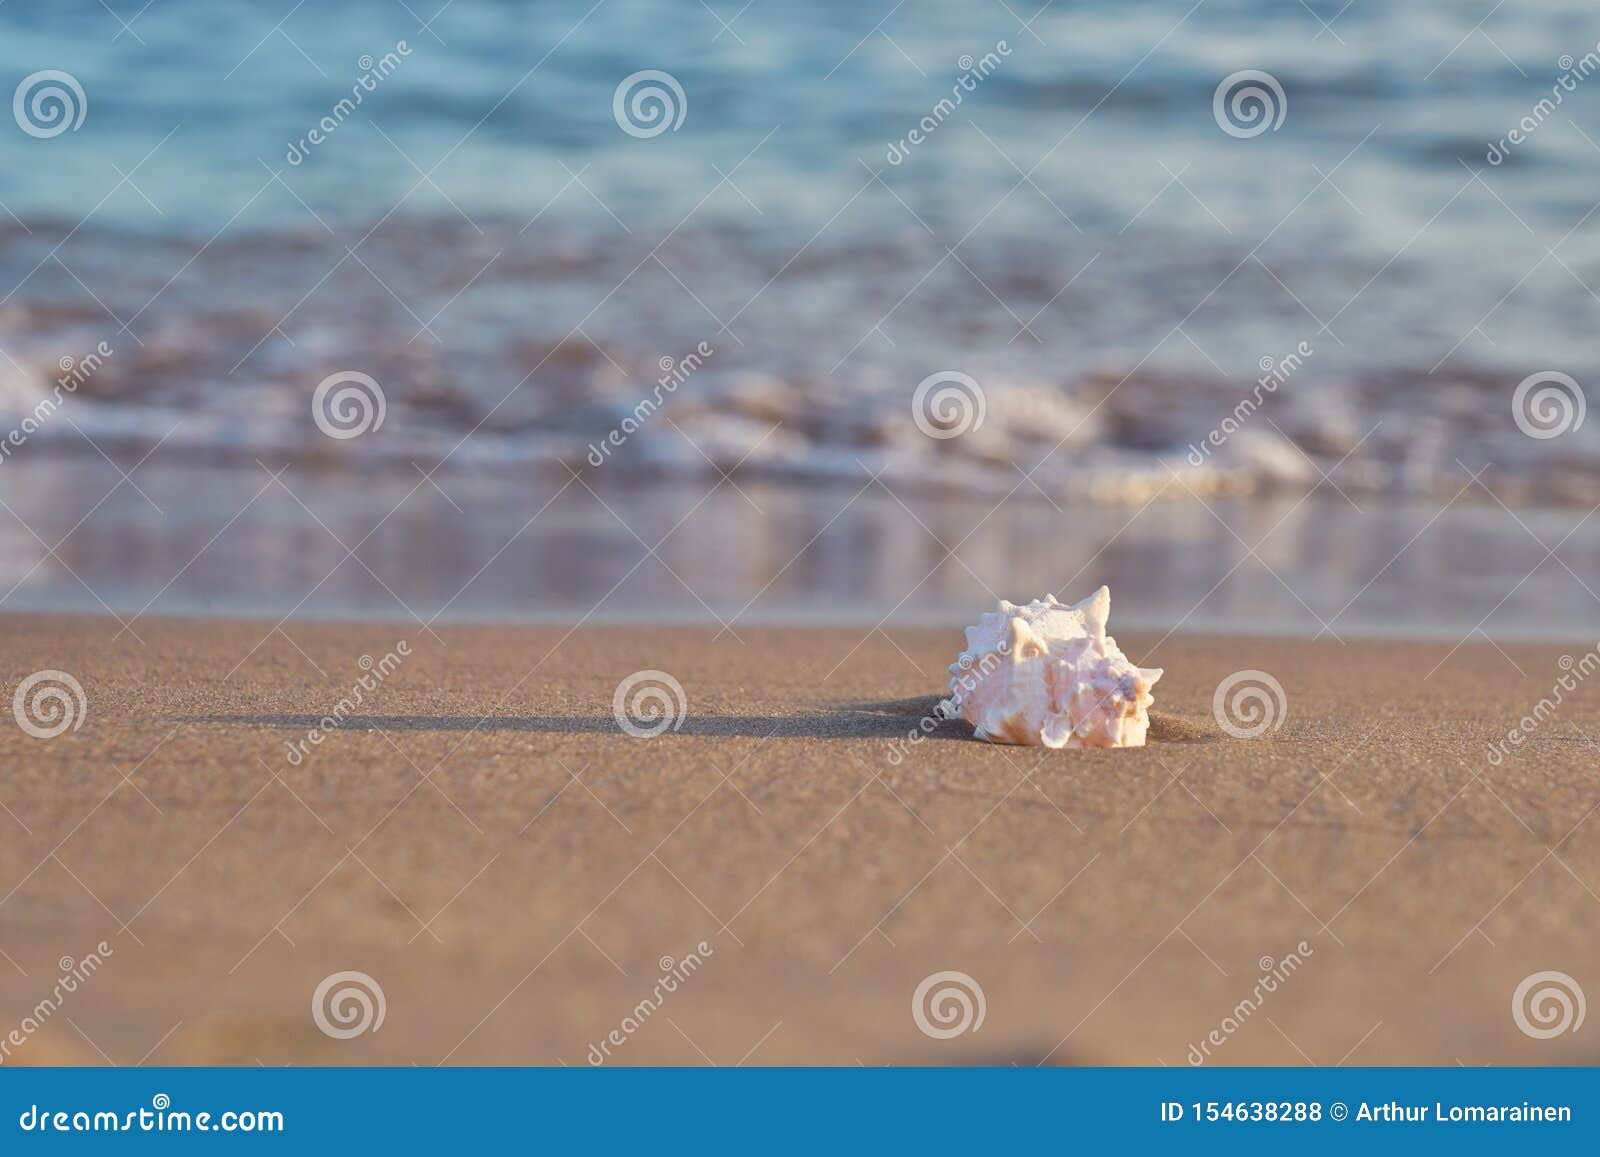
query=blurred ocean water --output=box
[0,0,1598,628]
[2,1,1598,492]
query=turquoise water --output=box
[0,1,1597,628]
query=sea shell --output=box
[941,587,1162,748]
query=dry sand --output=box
[1,614,1597,1066]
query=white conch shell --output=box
[940,587,1162,748]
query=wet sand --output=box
[1,615,1597,1066]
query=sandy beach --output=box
[1,614,1597,1067]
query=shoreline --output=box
[8,608,1600,645]
[4,459,1600,641]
